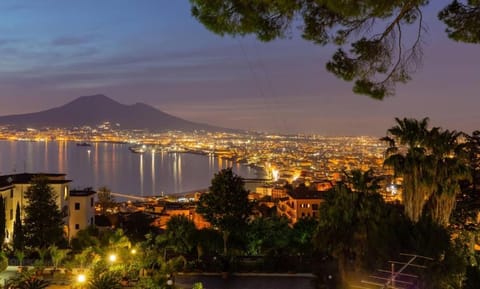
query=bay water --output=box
[0,140,261,197]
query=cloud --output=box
[51,35,92,46]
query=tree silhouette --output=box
[24,176,65,248]
[427,128,470,226]
[0,196,5,244]
[196,168,252,255]
[190,0,480,99]
[382,117,434,223]
[464,130,480,192]
[97,186,116,215]
[165,215,197,257]
[13,202,25,252]
[383,117,470,225]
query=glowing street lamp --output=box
[166,273,174,287]
[77,274,87,289]
[108,254,117,263]
[77,274,86,283]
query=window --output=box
[312,204,319,210]
[10,209,13,220]
[10,189,13,198]
[301,212,305,217]
[74,203,80,210]
[91,197,94,207]
[75,224,80,230]
[90,217,94,225]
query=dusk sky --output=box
[0,1,478,136]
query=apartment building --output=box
[0,173,95,242]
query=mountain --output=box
[0,94,228,132]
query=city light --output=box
[272,169,279,181]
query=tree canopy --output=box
[382,117,470,225]
[189,0,480,99]
[196,168,252,255]
[24,176,65,248]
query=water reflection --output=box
[139,154,144,196]
[0,141,262,196]
[151,151,156,195]
[44,140,49,171]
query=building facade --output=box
[69,189,96,240]
[277,186,326,223]
[0,173,95,243]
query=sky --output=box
[0,0,478,136]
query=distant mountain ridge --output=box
[0,94,228,132]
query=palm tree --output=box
[427,129,470,226]
[382,117,435,223]
[15,250,25,267]
[464,130,480,192]
[35,247,49,266]
[88,272,121,289]
[383,118,470,226]
[343,168,382,194]
[165,215,197,257]
[5,272,49,289]
[108,229,131,251]
[17,278,49,289]
[49,244,70,269]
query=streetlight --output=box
[108,253,117,263]
[166,273,174,287]
[130,249,137,255]
[77,273,86,289]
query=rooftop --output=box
[70,189,96,197]
[0,173,70,188]
[287,186,327,200]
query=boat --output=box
[129,145,147,154]
[76,142,92,147]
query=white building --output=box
[0,173,96,243]
[68,188,96,240]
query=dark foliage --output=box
[196,168,252,255]
[0,196,5,245]
[120,212,157,243]
[13,202,25,251]
[24,176,65,248]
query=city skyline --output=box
[0,1,478,136]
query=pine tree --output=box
[13,203,24,251]
[0,197,5,244]
[24,176,65,248]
